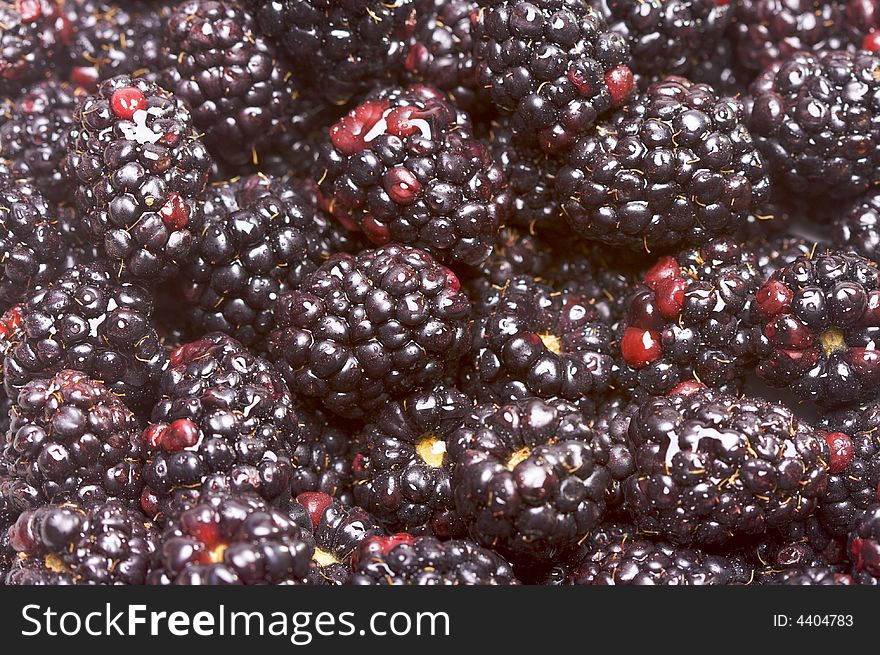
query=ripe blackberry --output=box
[404,0,483,114]
[558,76,771,251]
[816,406,880,536]
[148,490,314,585]
[0,78,82,203]
[593,0,733,79]
[0,0,73,95]
[5,499,157,585]
[464,276,615,410]
[755,235,816,279]
[2,369,143,507]
[246,0,427,105]
[754,250,880,407]
[846,0,880,51]
[451,397,611,564]
[351,533,520,585]
[617,238,762,397]
[731,0,847,73]
[269,244,472,420]
[747,49,880,200]
[0,166,68,307]
[298,492,385,585]
[62,74,213,283]
[3,263,167,409]
[184,175,362,349]
[288,408,358,506]
[353,385,471,536]
[67,1,163,92]
[849,502,880,578]
[760,565,853,585]
[588,397,637,513]
[473,0,634,154]
[623,388,829,545]
[688,39,753,98]
[141,333,296,516]
[315,85,508,266]
[833,189,880,263]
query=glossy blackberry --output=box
[2,369,143,507]
[688,39,753,98]
[451,397,611,564]
[0,78,82,203]
[246,0,427,105]
[588,397,637,512]
[0,0,73,95]
[269,244,472,420]
[734,198,801,245]
[833,189,880,263]
[404,0,482,114]
[351,533,520,585]
[287,407,357,506]
[62,74,213,283]
[0,166,68,307]
[731,0,847,73]
[183,175,360,349]
[593,0,733,79]
[315,85,508,266]
[298,492,385,585]
[623,388,830,545]
[148,490,314,585]
[849,503,880,578]
[141,333,296,517]
[755,235,816,279]
[747,50,880,200]
[3,263,167,408]
[353,385,471,537]
[617,238,762,397]
[473,0,634,155]
[5,499,157,585]
[754,250,880,407]
[846,0,880,50]
[759,565,853,585]
[67,1,163,92]
[558,77,771,251]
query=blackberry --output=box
[246,0,428,105]
[141,333,296,516]
[593,0,733,79]
[67,1,163,92]
[759,565,853,585]
[846,0,880,51]
[269,244,472,420]
[451,397,611,564]
[617,238,762,397]
[463,276,614,410]
[3,263,167,408]
[849,503,880,578]
[351,533,520,585]
[62,74,213,283]
[623,388,829,545]
[473,0,634,155]
[353,384,471,536]
[731,0,847,73]
[5,499,157,585]
[833,189,880,263]
[314,85,508,265]
[0,0,73,95]
[588,397,637,512]
[688,39,753,98]
[816,406,880,535]
[0,78,82,203]
[182,174,361,349]
[754,250,880,407]
[0,165,68,307]
[403,0,483,114]
[2,369,143,507]
[298,492,385,585]
[558,77,771,251]
[755,235,816,279]
[148,490,314,585]
[287,407,357,506]
[747,49,880,200]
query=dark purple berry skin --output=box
[849,503,880,579]
[623,388,830,546]
[62,74,213,284]
[558,77,770,251]
[833,190,880,262]
[754,250,880,407]
[5,499,158,585]
[269,244,472,420]
[315,84,508,266]
[451,397,611,565]
[354,385,472,537]
[747,50,880,200]
[2,369,144,507]
[148,491,314,585]
[0,0,72,96]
